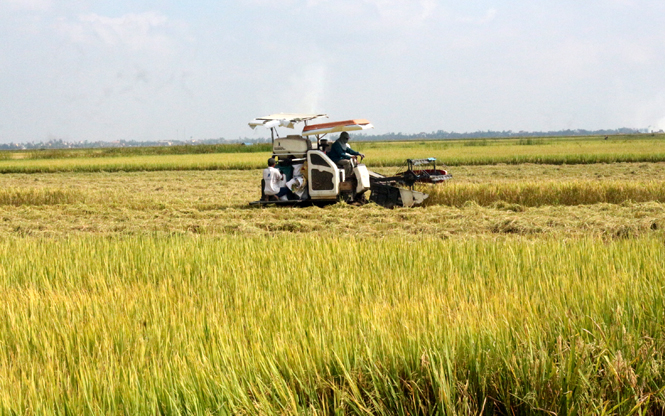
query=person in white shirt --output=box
[263,158,290,200]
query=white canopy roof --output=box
[248,113,328,130]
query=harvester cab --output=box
[247,113,433,208]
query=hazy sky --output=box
[1,0,664,143]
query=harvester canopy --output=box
[248,113,327,130]
[302,119,374,136]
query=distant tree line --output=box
[1,127,661,150]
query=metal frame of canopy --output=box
[248,114,374,147]
[248,113,328,145]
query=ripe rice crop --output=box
[0,153,267,174]
[0,137,664,173]
[1,143,273,161]
[0,187,81,206]
[370,153,665,168]
[423,180,665,207]
[24,143,273,159]
[0,235,664,414]
[357,137,665,167]
[0,167,662,238]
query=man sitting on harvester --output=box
[328,132,366,178]
[263,158,291,201]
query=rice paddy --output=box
[422,180,665,207]
[1,236,664,414]
[1,135,664,414]
[0,135,663,173]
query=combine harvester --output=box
[248,113,451,208]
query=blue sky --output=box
[1,0,663,143]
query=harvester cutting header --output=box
[248,113,451,208]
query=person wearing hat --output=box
[262,158,290,201]
[327,132,365,177]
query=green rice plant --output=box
[423,180,665,207]
[0,235,664,414]
[516,138,550,145]
[463,139,489,146]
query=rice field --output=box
[1,138,665,414]
[0,135,663,173]
[0,164,663,238]
[422,180,665,207]
[1,236,664,414]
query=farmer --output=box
[328,132,365,177]
[262,158,290,201]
